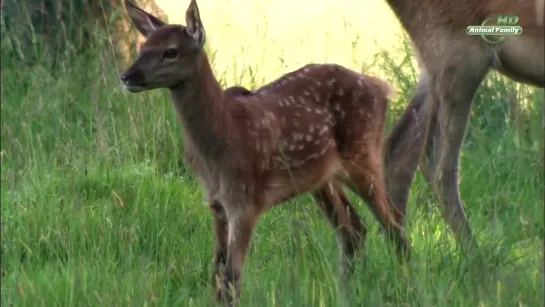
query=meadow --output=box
[1,0,544,306]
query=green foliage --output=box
[1,0,124,71]
[1,2,543,305]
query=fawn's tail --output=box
[367,76,395,101]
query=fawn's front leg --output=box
[219,206,259,306]
[210,201,228,298]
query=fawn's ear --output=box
[125,0,166,38]
[185,0,206,47]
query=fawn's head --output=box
[121,0,206,93]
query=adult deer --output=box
[382,0,544,251]
[120,0,410,305]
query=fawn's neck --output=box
[170,54,230,159]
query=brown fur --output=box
[121,0,410,305]
[383,0,544,252]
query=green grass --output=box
[1,1,544,306]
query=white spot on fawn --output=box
[319,126,329,135]
[292,132,304,141]
[326,114,335,125]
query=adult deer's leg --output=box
[418,91,438,184]
[384,72,433,223]
[210,201,229,299]
[416,36,491,250]
[344,154,411,261]
[220,205,259,306]
[312,181,366,276]
[383,67,460,226]
[423,33,544,250]
[383,74,458,218]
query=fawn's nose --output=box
[120,70,147,93]
[120,73,132,84]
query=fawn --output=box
[382,0,544,253]
[121,0,410,305]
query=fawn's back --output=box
[224,63,393,207]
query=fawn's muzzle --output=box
[120,70,148,93]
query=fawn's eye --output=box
[162,48,178,60]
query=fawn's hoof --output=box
[214,283,239,307]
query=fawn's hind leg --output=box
[312,181,367,276]
[343,153,411,261]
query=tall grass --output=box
[1,0,543,306]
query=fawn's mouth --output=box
[121,81,148,93]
